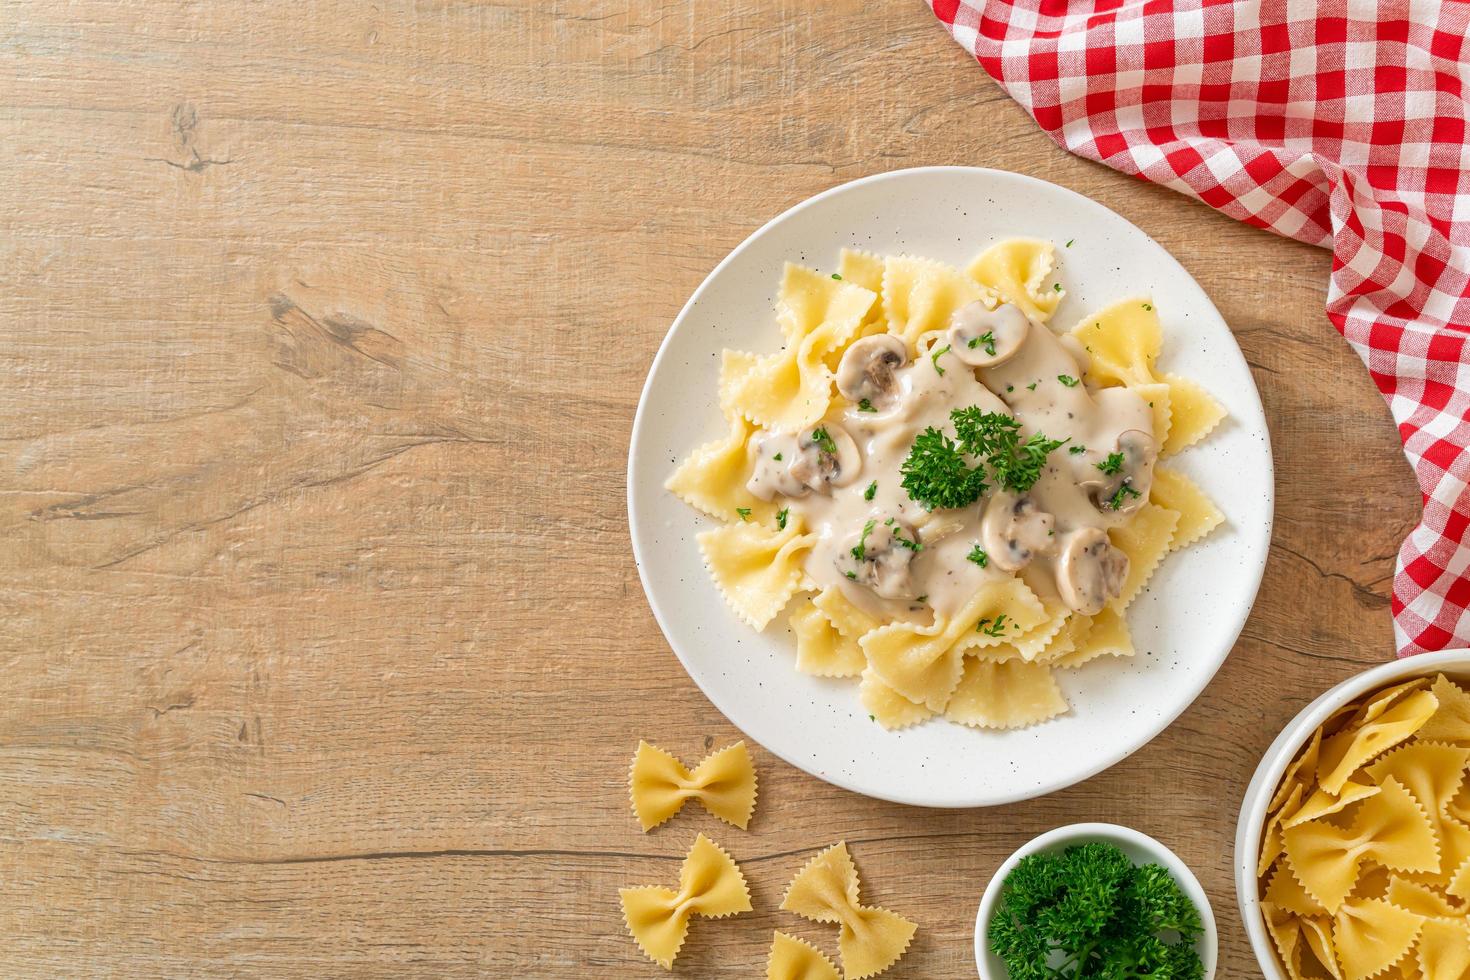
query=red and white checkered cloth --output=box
[929,0,1470,656]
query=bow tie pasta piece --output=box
[857,668,934,731]
[619,834,752,969]
[881,254,992,352]
[1107,502,1182,613]
[1332,898,1425,980]
[722,265,875,431]
[836,249,888,330]
[1366,742,1470,830]
[1265,863,1328,919]
[1385,876,1464,918]
[628,740,758,832]
[697,520,816,631]
[666,410,777,525]
[1283,776,1440,913]
[1283,779,1382,831]
[1070,299,1226,455]
[1317,689,1441,795]
[1148,467,1225,552]
[1419,673,1470,744]
[944,655,1067,729]
[766,931,841,980]
[1048,607,1138,670]
[1415,916,1470,979]
[780,842,916,980]
[811,585,880,639]
[789,601,866,678]
[862,577,1047,710]
[964,238,1063,323]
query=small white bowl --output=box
[1235,649,1470,979]
[975,822,1218,979]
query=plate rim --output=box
[626,165,1275,807]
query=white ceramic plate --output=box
[628,167,1273,807]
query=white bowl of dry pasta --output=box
[1235,650,1470,980]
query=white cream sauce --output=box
[746,303,1155,626]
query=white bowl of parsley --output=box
[974,822,1217,979]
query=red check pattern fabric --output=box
[929,0,1470,656]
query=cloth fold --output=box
[928,0,1470,655]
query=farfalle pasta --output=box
[669,240,1227,730]
[1257,671,1470,980]
[780,842,916,979]
[628,740,758,832]
[619,833,752,968]
[766,931,841,980]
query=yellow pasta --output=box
[1149,467,1225,551]
[1283,779,1382,830]
[1158,372,1227,455]
[767,931,841,980]
[965,238,1062,323]
[1265,863,1328,918]
[812,585,880,639]
[1317,689,1441,795]
[666,410,776,525]
[862,578,1047,709]
[1295,916,1339,980]
[1108,502,1182,612]
[881,254,990,351]
[1366,742,1470,833]
[619,833,752,968]
[628,740,758,832]
[1385,877,1463,918]
[1282,776,1439,913]
[858,667,934,731]
[1259,782,1305,878]
[1332,898,1424,980]
[790,600,866,678]
[1416,916,1470,980]
[780,842,916,980]
[1054,606,1134,670]
[697,520,815,631]
[945,656,1068,729]
[838,249,888,333]
[1420,673,1470,744]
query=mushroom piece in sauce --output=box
[948,301,1030,368]
[835,334,908,410]
[837,517,920,600]
[744,431,811,501]
[1081,428,1158,516]
[789,423,861,494]
[980,492,1056,572]
[1055,527,1130,615]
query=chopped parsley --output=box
[916,594,928,603]
[966,545,989,568]
[811,427,837,455]
[845,570,858,580]
[1069,445,1087,455]
[831,272,843,280]
[773,452,783,461]
[968,330,998,356]
[1065,238,1075,248]
[893,529,922,552]
[1006,385,1015,393]
[1026,381,1039,391]
[863,481,877,501]
[776,507,789,530]
[900,407,1068,507]
[1142,302,1153,311]
[931,344,951,375]
[857,398,876,412]
[1096,452,1125,475]
[952,407,1068,494]
[736,507,751,521]
[1106,483,1143,510]
[1057,374,1079,387]
[851,519,877,561]
[1053,283,1063,292]
[869,713,876,721]
[976,614,1009,636]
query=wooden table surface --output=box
[1,2,1422,977]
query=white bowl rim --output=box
[974,821,1219,979]
[626,164,1275,808]
[1233,647,1470,980]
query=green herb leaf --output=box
[1106,483,1143,511]
[976,613,1008,636]
[776,508,789,530]
[967,330,998,356]
[899,425,988,510]
[966,545,989,568]
[863,481,877,501]
[831,273,843,280]
[851,519,877,561]
[773,452,783,461]
[857,398,876,412]
[1065,238,1075,248]
[1026,381,1038,391]
[1069,445,1087,455]
[845,570,857,580]
[811,428,837,455]
[1053,283,1062,292]
[1097,452,1125,475]
[1142,302,1153,311]
[893,530,922,552]
[1057,374,1079,387]
[735,507,751,521]
[931,344,951,375]
[950,407,1068,494]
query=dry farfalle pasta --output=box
[780,842,916,979]
[1257,671,1470,980]
[619,833,751,969]
[628,740,758,832]
[766,930,841,980]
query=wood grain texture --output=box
[0,1,1419,976]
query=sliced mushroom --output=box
[1055,527,1130,615]
[980,492,1056,572]
[1080,428,1158,516]
[835,334,908,409]
[837,517,920,600]
[948,301,1030,367]
[788,424,861,493]
[744,431,809,501]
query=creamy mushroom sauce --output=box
[746,302,1155,626]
